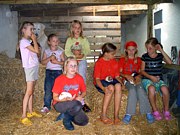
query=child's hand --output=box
[31,33,37,41]
[75,95,83,102]
[125,75,135,84]
[156,44,163,52]
[150,75,160,83]
[104,87,113,95]
[134,76,141,85]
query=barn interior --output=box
[0,0,180,134]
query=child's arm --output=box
[51,53,64,65]
[26,33,39,54]
[53,92,75,102]
[41,51,53,65]
[156,44,172,64]
[140,61,159,83]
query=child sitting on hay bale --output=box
[93,43,123,125]
[119,41,154,124]
[141,37,172,121]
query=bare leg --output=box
[101,85,114,118]
[148,85,157,112]
[114,83,122,120]
[28,81,36,113]
[22,81,34,118]
[161,86,170,111]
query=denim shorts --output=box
[142,79,167,95]
[95,79,120,94]
[24,66,39,82]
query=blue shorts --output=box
[95,79,120,94]
[142,79,167,95]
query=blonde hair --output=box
[63,56,78,74]
[69,20,83,38]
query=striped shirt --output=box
[141,53,164,80]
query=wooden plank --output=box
[84,30,121,36]
[87,37,121,43]
[19,16,120,23]
[90,43,120,50]
[45,23,120,29]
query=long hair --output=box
[69,20,83,38]
[124,41,138,64]
[99,42,117,58]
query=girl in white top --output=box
[19,21,42,126]
[41,34,65,113]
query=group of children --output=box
[19,20,172,130]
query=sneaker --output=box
[122,114,131,124]
[153,111,162,121]
[55,113,65,121]
[163,111,171,120]
[27,112,42,118]
[20,117,32,126]
[146,113,155,124]
[41,107,49,113]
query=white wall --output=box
[0,5,18,58]
[153,0,180,63]
[121,14,147,56]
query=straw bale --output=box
[0,54,178,135]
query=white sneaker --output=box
[41,107,49,113]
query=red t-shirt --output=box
[52,73,86,105]
[119,57,142,75]
[93,57,119,85]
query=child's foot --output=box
[20,117,32,126]
[122,114,131,124]
[82,104,91,113]
[41,107,49,113]
[114,118,121,125]
[163,111,171,120]
[146,113,155,124]
[153,111,162,121]
[99,116,113,125]
[27,112,42,118]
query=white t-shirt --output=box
[45,48,63,70]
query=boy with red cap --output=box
[119,41,154,124]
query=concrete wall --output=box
[0,5,18,58]
[121,14,147,56]
[153,0,180,64]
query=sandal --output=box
[153,111,162,121]
[114,118,120,125]
[163,111,171,120]
[99,116,113,125]
[20,117,32,126]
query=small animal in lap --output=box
[52,57,89,130]
[93,43,123,125]
[119,41,154,124]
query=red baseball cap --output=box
[125,41,137,49]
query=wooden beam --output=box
[147,4,153,38]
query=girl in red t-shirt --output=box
[119,41,154,124]
[94,43,123,125]
[52,57,88,130]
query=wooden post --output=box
[147,4,153,38]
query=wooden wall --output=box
[19,5,121,62]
